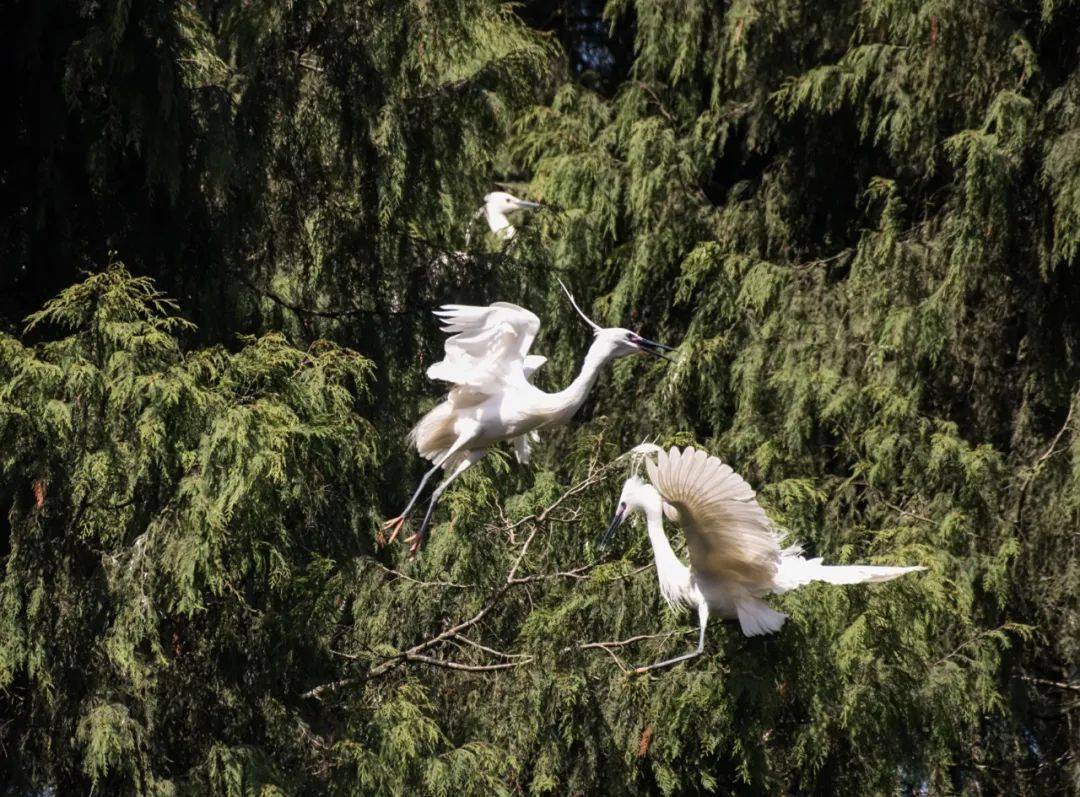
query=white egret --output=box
[383,284,675,555]
[472,191,541,242]
[599,445,926,673]
[435,191,540,274]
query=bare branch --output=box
[303,467,614,699]
[510,564,594,584]
[371,560,468,589]
[1019,675,1080,693]
[456,635,531,659]
[402,653,534,672]
[571,631,692,652]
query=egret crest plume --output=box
[558,279,601,332]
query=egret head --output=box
[484,191,541,215]
[558,280,676,361]
[597,475,662,549]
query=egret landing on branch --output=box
[383,284,676,556]
[599,445,926,674]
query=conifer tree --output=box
[4,1,1080,794]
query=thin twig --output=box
[372,560,468,589]
[638,81,676,123]
[456,635,531,659]
[880,499,935,526]
[501,463,613,532]
[572,631,691,652]
[402,653,534,672]
[303,468,610,699]
[1019,675,1080,694]
[510,564,594,584]
[1016,389,1079,530]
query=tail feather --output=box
[407,402,456,462]
[774,554,925,594]
[735,597,789,636]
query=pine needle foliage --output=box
[0,264,384,793]
[498,1,1080,792]
[5,0,1080,794]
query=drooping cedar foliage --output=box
[2,1,1079,794]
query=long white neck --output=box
[537,338,616,421]
[643,499,684,578]
[486,208,515,239]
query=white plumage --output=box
[384,286,675,555]
[474,191,540,241]
[600,445,926,672]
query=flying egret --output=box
[383,284,675,556]
[599,444,926,673]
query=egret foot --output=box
[381,515,407,547]
[405,528,430,559]
[406,498,439,558]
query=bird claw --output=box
[381,516,407,547]
[405,529,430,559]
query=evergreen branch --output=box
[404,52,532,109]
[303,468,608,699]
[932,623,1020,669]
[1015,388,1078,530]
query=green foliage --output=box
[5,0,1080,794]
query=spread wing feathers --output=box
[523,355,547,380]
[645,446,782,586]
[426,302,541,393]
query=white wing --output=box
[426,302,541,394]
[523,355,547,379]
[645,446,782,587]
[509,355,547,463]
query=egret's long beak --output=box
[513,199,541,210]
[597,504,626,550]
[631,335,676,362]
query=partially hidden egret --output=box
[473,191,541,242]
[599,445,926,673]
[435,191,540,274]
[384,285,675,556]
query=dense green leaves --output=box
[5,0,1080,794]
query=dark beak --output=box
[513,199,541,210]
[597,505,626,550]
[633,336,676,362]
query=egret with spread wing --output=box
[600,445,925,673]
[384,285,675,556]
